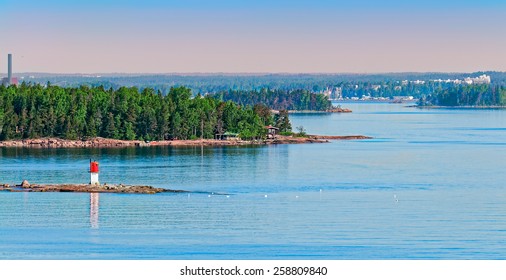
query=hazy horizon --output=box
[1,0,505,74]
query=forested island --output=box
[418,85,506,107]
[212,89,332,111]
[0,83,284,141]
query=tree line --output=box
[25,72,506,97]
[418,85,506,107]
[212,89,332,111]
[0,83,284,141]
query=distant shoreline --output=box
[415,105,506,109]
[0,135,372,149]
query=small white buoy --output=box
[295,195,299,199]
[226,195,230,198]
[208,194,211,198]
[264,195,268,198]
[319,189,322,192]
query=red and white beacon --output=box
[90,160,100,185]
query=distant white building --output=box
[393,96,414,102]
[464,74,491,85]
[332,87,343,100]
[322,88,332,99]
[432,75,491,85]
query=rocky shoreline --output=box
[307,135,372,140]
[0,180,187,194]
[327,107,352,113]
[287,108,352,113]
[0,135,372,148]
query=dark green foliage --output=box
[295,126,306,137]
[0,83,272,140]
[419,85,506,107]
[213,89,332,111]
[274,110,291,133]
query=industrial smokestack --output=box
[7,54,12,85]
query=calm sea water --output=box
[1,103,505,259]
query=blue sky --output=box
[1,0,505,73]
[4,0,505,10]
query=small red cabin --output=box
[90,161,99,173]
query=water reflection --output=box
[0,145,263,159]
[90,193,99,228]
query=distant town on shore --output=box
[1,53,504,102]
